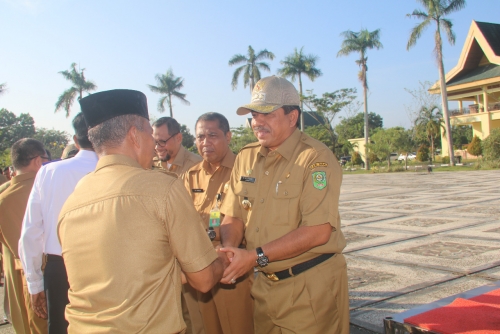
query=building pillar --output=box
[483,87,489,112]
[458,100,463,111]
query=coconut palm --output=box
[55,63,97,117]
[407,0,466,166]
[229,46,275,93]
[337,29,383,170]
[148,68,190,118]
[415,105,445,162]
[0,83,6,95]
[277,47,322,131]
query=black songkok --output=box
[79,89,149,128]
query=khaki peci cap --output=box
[236,76,300,115]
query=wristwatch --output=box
[207,227,216,241]
[256,247,269,267]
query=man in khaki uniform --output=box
[184,113,254,334]
[219,76,349,333]
[0,138,49,334]
[153,116,204,334]
[153,117,202,178]
[57,89,229,333]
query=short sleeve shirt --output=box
[154,146,202,178]
[221,129,346,273]
[184,150,235,232]
[58,154,217,333]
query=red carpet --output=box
[404,288,500,334]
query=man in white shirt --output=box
[19,113,98,334]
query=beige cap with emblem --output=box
[236,76,300,115]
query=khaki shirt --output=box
[58,154,217,334]
[0,180,11,194]
[0,172,36,258]
[184,150,235,230]
[154,146,202,178]
[221,129,345,273]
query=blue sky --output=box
[1,0,499,136]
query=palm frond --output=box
[55,87,78,117]
[407,19,431,50]
[442,0,466,15]
[231,65,246,90]
[228,54,247,66]
[256,62,271,72]
[440,18,456,45]
[243,65,251,88]
[255,49,275,61]
[171,91,190,105]
[157,95,168,113]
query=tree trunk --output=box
[436,25,455,166]
[250,72,254,94]
[168,94,173,118]
[299,73,304,131]
[363,82,370,170]
[430,135,434,164]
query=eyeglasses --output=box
[155,133,179,147]
[30,155,50,161]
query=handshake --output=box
[215,245,256,285]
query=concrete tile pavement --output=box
[342,170,500,333]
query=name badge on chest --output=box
[240,176,256,183]
[192,189,204,193]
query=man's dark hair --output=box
[282,105,301,128]
[152,117,181,136]
[72,113,93,149]
[10,138,46,170]
[88,115,146,154]
[195,112,230,134]
[45,149,52,161]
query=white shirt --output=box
[19,150,98,294]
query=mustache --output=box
[253,126,270,132]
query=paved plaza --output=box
[343,170,500,333]
[0,170,499,333]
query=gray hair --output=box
[88,115,146,153]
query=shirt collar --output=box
[172,146,187,167]
[258,128,302,161]
[95,154,143,172]
[10,171,37,185]
[199,149,235,174]
[75,149,98,160]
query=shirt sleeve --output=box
[18,172,45,294]
[300,149,342,230]
[220,154,243,220]
[164,179,217,273]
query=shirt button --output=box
[265,171,269,175]
[256,227,259,232]
[260,198,264,203]
[284,191,288,196]
[244,190,248,195]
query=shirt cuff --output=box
[180,246,218,273]
[27,279,44,295]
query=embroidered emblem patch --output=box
[308,162,328,170]
[312,172,327,190]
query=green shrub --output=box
[368,152,379,164]
[352,151,363,165]
[467,135,482,156]
[442,156,450,164]
[482,129,500,160]
[417,145,429,162]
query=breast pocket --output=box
[272,183,301,225]
[233,181,257,224]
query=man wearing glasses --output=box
[0,138,49,333]
[19,113,98,334]
[152,117,202,179]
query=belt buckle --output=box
[265,273,279,281]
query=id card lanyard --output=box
[209,193,222,227]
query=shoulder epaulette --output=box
[239,141,261,152]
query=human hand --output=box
[219,247,255,284]
[31,291,48,319]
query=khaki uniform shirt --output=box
[154,146,202,178]
[221,129,346,273]
[0,181,11,194]
[58,154,217,334]
[184,150,235,229]
[0,172,36,258]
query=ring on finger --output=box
[230,278,236,284]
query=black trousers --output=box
[44,254,69,334]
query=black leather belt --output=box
[46,254,63,262]
[262,253,335,281]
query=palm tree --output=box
[148,68,190,118]
[55,63,97,117]
[337,29,383,170]
[0,83,6,96]
[229,46,275,93]
[407,0,466,166]
[277,47,322,131]
[415,105,445,163]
